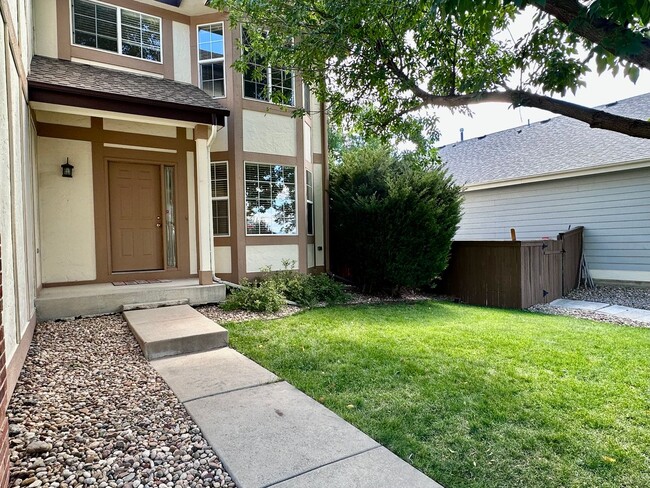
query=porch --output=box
[35,279,226,321]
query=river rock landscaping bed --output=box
[566,285,650,310]
[8,314,236,488]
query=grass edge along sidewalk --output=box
[220,300,650,488]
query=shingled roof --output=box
[28,55,229,125]
[439,93,650,186]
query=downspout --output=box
[207,124,241,289]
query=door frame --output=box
[93,146,192,283]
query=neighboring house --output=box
[0,0,328,479]
[439,93,650,285]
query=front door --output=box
[109,162,164,272]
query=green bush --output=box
[262,261,350,307]
[222,279,285,313]
[330,144,462,293]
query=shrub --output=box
[262,261,350,307]
[222,279,285,313]
[330,143,462,293]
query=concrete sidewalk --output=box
[549,299,650,324]
[125,306,443,488]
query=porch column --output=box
[195,125,213,285]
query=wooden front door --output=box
[109,162,164,272]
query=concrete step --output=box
[123,305,228,360]
[35,281,226,321]
[122,299,189,311]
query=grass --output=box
[223,301,650,488]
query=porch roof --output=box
[28,56,229,126]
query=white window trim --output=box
[306,169,314,236]
[197,21,227,99]
[70,0,164,64]
[211,161,230,237]
[240,26,295,107]
[244,161,299,236]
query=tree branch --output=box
[530,0,650,69]
[419,90,650,139]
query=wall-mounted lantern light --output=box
[61,158,74,178]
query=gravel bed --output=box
[566,285,650,310]
[8,315,236,488]
[196,304,301,324]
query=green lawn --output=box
[223,301,650,488]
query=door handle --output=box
[156,223,162,227]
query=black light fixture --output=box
[61,158,74,178]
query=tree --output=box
[329,143,462,293]
[212,0,650,147]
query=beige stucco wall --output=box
[246,244,299,273]
[242,110,297,157]
[1,1,38,366]
[103,118,177,138]
[173,21,192,83]
[33,0,57,58]
[210,124,228,152]
[214,246,232,274]
[38,137,96,283]
[35,110,91,128]
[311,110,323,155]
[303,121,312,163]
[313,163,325,267]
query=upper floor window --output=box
[245,163,296,235]
[242,28,294,106]
[72,0,162,62]
[198,23,225,98]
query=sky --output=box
[434,7,650,146]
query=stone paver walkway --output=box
[124,306,443,488]
[549,299,650,324]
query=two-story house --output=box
[0,0,329,472]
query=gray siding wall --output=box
[456,167,650,281]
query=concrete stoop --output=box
[35,280,226,321]
[124,305,228,360]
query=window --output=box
[211,162,229,236]
[306,170,314,235]
[72,0,162,62]
[242,28,294,105]
[245,163,296,235]
[198,23,225,98]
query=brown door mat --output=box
[112,279,173,286]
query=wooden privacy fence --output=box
[438,227,584,309]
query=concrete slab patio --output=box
[124,305,228,359]
[131,305,443,488]
[151,348,278,402]
[549,299,650,324]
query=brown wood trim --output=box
[36,122,196,152]
[214,236,234,246]
[162,18,174,79]
[6,313,36,399]
[321,101,330,272]
[199,270,213,285]
[195,124,210,140]
[56,0,72,60]
[70,46,166,75]
[29,84,228,126]
[108,0,190,23]
[242,152,297,166]
[242,99,297,116]
[103,146,178,162]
